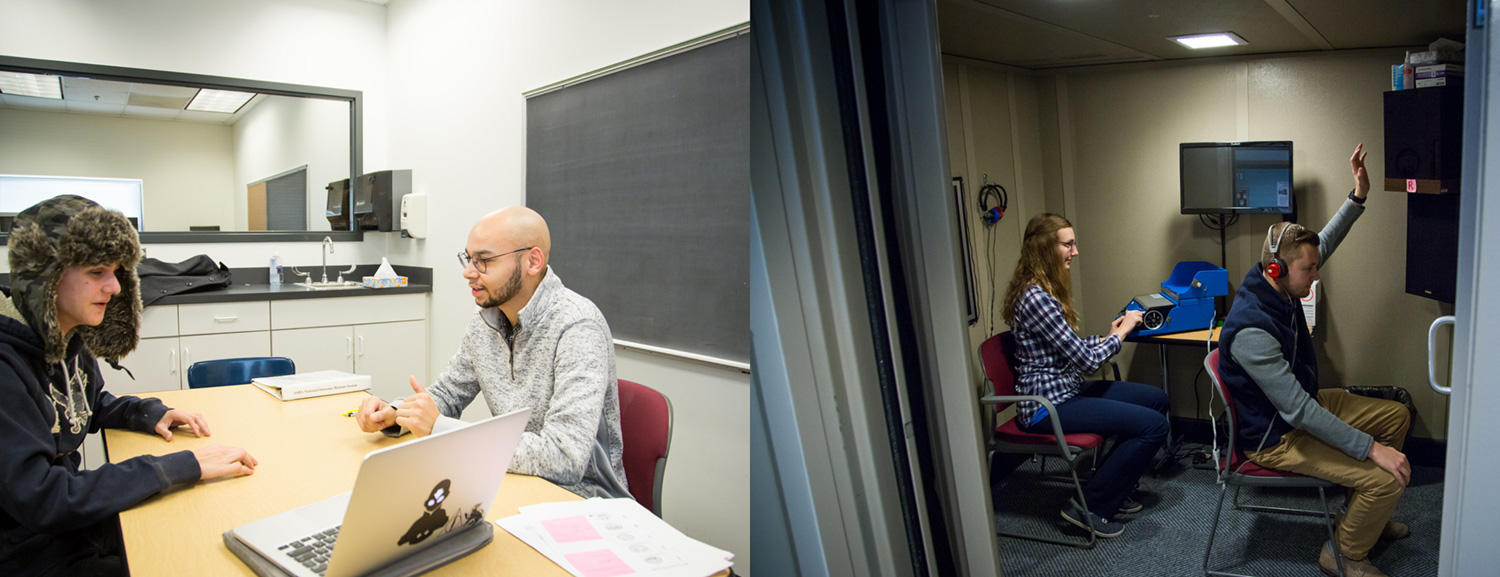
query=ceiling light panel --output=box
[0,71,63,99]
[1171,32,1248,49]
[185,88,255,113]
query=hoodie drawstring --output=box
[49,358,91,435]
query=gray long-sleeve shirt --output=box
[1230,199,1370,459]
[399,268,629,499]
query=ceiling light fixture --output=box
[0,71,63,99]
[1170,32,1248,49]
[185,88,255,113]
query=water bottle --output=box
[270,250,283,286]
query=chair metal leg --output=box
[1231,484,1330,518]
[1203,483,1240,577]
[993,455,1097,549]
[1206,482,1344,577]
[1318,486,1345,577]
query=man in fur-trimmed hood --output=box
[6,194,143,368]
[0,195,258,576]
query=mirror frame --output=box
[0,55,363,244]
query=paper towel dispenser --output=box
[325,178,351,230]
[354,169,412,232]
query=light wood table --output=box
[105,385,720,576]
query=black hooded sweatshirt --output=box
[0,196,200,575]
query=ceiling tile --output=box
[1290,0,1465,50]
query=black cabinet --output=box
[1384,84,1464,303]
[1384,84,1464,194]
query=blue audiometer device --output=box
[1122,261,1229,337]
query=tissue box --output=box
[362,276,408,289]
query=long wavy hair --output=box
[1002,213,1078,329]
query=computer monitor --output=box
[1180,141,1293,214]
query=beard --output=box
[476,261,523,309]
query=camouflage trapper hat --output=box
[8,195,142,366]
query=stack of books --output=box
[1414,64,1463,88]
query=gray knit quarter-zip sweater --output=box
[420,268,629,500]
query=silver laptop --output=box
[231,408,531,577]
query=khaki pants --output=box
[1246,389,1411,560]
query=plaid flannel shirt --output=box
[1011,284,1121,426]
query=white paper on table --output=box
[498,498,732,577]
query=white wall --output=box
[0,0,394,269]
[0,108,236,231]
[383,0,751,571]
[233,95,352,232]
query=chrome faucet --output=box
[321,236,334,284]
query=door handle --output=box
[213,316,238,323]
[169,349,176,374]
[182,348,190,369]
[346,337,353,358]
[1428,315,1456,395]
[358,336,365,357]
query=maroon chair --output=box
[1203,349,1343,577]
[617,379,673,517]
[979,331,1104,549]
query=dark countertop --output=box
[0,264,434,306]
[152,280,431,305]
[151,264,432,306]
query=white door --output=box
[100,336,182,395]
[179,332,270,386]
[355,320,427,403]
[1439,10,1500,575]
[272,326,355,374]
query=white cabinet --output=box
[354,320,428,401]
[272,326,355,373]
[271,294,428,403]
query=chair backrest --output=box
[1204,349,1240,459]
[979,331,1021,411]
[617,378,672,517]
[186,357,295,389]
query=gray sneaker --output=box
[1060,503,1124,538]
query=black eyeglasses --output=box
[457,246,533,273]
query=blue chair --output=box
[187,357,296,389]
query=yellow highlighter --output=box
[342,408,359,418]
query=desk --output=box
[1126,327,1219,468]
[106,385,729,576]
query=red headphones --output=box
[1265,223,1297,279]
[978,181,1008,226]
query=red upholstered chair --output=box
[617,379,673,517]
[979,331,1105,549]
[1203,349,1343,577]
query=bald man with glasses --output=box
[353,206,630,500]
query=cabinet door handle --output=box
[182,348,190,369]
[346,337,353,358]
[358,336,365,357]
[214,316,238,323]
[169,349,176,374]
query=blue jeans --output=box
[1023,380,1169,518]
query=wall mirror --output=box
[0,55,362,243]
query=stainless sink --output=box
[295,281,366,291]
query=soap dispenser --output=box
[270,250,283,286]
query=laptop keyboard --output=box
[277,525,341,576]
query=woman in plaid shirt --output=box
[1002,213,1169,538]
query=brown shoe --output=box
[1319,543,1389,577]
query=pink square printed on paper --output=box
[541,515,603,543]
[564,549,636,577]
